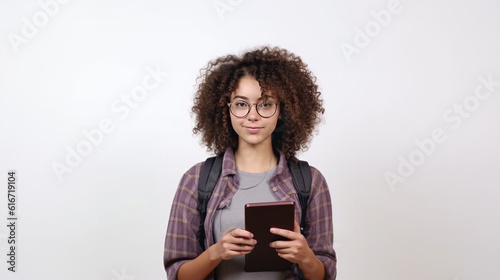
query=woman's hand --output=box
[269,221,325,280]
[213,228,257,261]
[269,221,314,264]
[178,228,255,280]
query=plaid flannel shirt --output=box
[164,149,337,279]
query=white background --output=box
[1,0,499,279]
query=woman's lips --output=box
[245,126,262,133]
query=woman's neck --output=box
[234,145,277,173]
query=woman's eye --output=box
[235,102,248,108]
[259,102,271,108]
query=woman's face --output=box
[229,76,280,150]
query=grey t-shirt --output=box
[213,167,285,280]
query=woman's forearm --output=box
[299,252,326,280]
[177,244,222,280]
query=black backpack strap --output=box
[289,160,311,280]
[289,160,311,235]
[197,156,223,250]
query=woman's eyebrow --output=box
[261,94,276,99]
[232,95,249,100]
[232,95,277,101]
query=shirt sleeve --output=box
[163,163,205,280]
[305,166,337,280]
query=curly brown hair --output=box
[192,46,325,163]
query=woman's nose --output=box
[247,104,259,120]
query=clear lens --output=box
[231,101,249,117]
[257,101,274,116]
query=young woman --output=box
[164,46,336,280]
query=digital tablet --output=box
[244,201,295,272]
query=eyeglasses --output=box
[227,100,278,118]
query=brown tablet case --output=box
[244,201,295,272]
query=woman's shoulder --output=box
[306,163,329,188]
[281,158,328,188]
[176,161,205,189]
[184,161,204,175]
[179,152,230,186]
[307,164,323,176]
